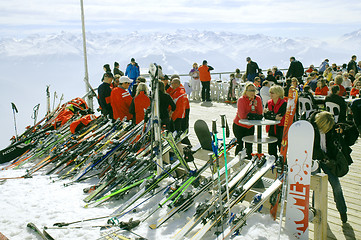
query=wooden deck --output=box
[186,100,361,240]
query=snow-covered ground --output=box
[0,163,291,240]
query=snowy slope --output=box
[0,164,290,240]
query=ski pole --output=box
[11,102,19,142]
[52,91,57,112]
[220,115,231,220]
[32,104,40,126]
[212,119,224,237]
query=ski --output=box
[219,174,284,239]
[149,154,243,229]
[189,155,275,240]
[27,222,48,240]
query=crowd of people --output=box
[97,55,360,224]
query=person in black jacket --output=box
[158,81,176,131]
[113,62,124,77]
[245,57,260,82]
[310,111,354,223]
[98,72,113,119]
[347,55,358,74]
[286,56,304,84]
[325,85,347,123]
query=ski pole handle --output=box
[220,115,226,128]
[212,119,217,134]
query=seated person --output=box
[350,79,361,97]
[334,75,347,96]
[325,85,347,123]
[315,79,329,96]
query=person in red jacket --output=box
[233,82,263,158]
[110,76,133,121]
[315,79,329,96]
[335,75,347,96]
[129,83,150,124]
[169,78,187,130]
[198,60,214,102]
[264,85,287,158]
[350,79,361,97]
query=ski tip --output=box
[149,224,157,229]
[84,204,88,208]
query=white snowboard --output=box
[285,120,314,239]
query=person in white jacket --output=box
[260,80,271,107]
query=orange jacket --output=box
[131,92,150,124]
[110,87,133,121]
[170,87,187,121]
[198,65,212,82]
[70,114,97,134]
[315,86,329,96]
[350,88,359,96]
[167,84,190,110]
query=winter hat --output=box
[131,58,136,63]
[114,62,119,67]
[119,76,133,84]
[246,57,251,61]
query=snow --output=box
[0,162,290,240]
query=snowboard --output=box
[285,120,314,239]
[194,119,212,151]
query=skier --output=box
[125,58,140,94]
[233,82,263,158]
[129,83,150,124]
[110,76,133,121]
[98,72,113,119]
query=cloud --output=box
[0,0,361,38]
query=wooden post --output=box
[310,173,328,240]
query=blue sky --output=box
[1,0,361,39]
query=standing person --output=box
[110,76,133,121]
[113,62,124,76]
[319,59,329,75]
[189,63,201,101]
[233,82,263,158]
[272,66,284,80]
[264,85,287,158]
[129,83,150,124]
[198,60,214,102]
[98,72,113,119]
[158,81,176,131]
[347,55,358,74]
[125,58,140,94]
[131,76,146,97]
[310,111,354,223]
[286,56,304,84]
[101,64,112,82]
[226,73,237,103]
[235,68,243,83]
[245,57,260,82]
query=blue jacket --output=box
[125,63,140,81]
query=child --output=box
[226,73,237,103]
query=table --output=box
[238,119,280,154]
